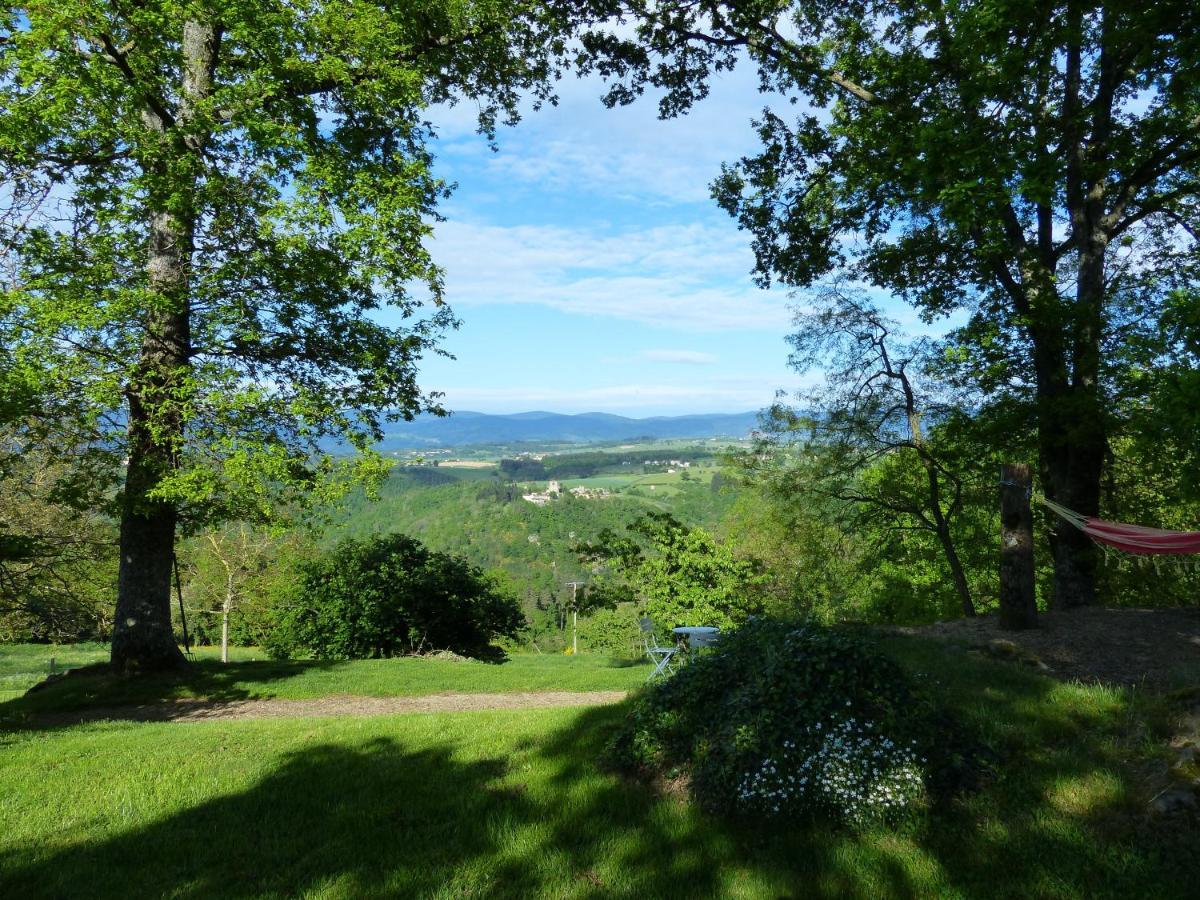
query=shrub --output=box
[610,618,958,827]
[265,533,524,660]
[577,604,644,657]
[576,512,767,631]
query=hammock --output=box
[1040,497,1200,556]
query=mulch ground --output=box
[34,690,630,727]
[896,607,1200,688]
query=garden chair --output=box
[640,618,679,681]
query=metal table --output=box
[672,626,720,651]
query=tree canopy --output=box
[0,0,572,670]
[575,0,1200,607]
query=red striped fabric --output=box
[1082,518,1200,555]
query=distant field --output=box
[551,469,714,500]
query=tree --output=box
[0,2,569,671]
[747,286,978,617]
[267,532,525,660]
[183,522,284,662]
[576,512,765,630]
[0,432,117,641]
[576,0,1200,607]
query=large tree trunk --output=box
[1035,14,1109,610]
[110,208,193,674]
[110,20,219,674]
[111,394,187,672]
[1037,221,1109,610]
[1035,375,1103,610]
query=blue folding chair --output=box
[640,618,679,681]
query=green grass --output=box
[0,643,273,702]
[0,645,649,719]
[1,636,1195,898]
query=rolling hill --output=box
[374,410,761,448]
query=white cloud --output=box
[431,65,793,207]
[642,349,719,365]
[429,219,789,331]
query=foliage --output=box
[499,458,547,481]
[736,427,1004,624]
[577,512,766,630]
[576,603,645,657]
[329,467,737,629]
[737,719,926,826]
[723,481,884,623]
[0,0,576,667]
[0,437,116,642]
[266,533,524,661]
[179,524,312,650]
[575,0,1200,608]
[609,619,963,826]
[759,286,978,615]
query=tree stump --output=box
[1000,464,1038,630]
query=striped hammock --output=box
[1040,497,1200,556]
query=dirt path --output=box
[896,607,1200,687]
[37,690,630,726]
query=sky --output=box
[394,66,810,418]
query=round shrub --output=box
[266,533,524,660]
[610,619,951,827]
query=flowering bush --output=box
[737,718,926,825]
[610,619,960,828]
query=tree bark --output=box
[110,19,219,674]
[999,463,1038,630]
[1035,5,1106,609]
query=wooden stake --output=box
[999,464,1038,629]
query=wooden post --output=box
[999,464,1038,629]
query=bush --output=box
[265,533,524,660]
[609,619,960,828]
[577,604,644,657]
[576,513,766,632]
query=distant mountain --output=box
[374,410,761,449]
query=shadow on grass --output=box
[0,658,347,725]
[0,711,741,899]
[1,640,1197,898]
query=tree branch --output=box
[96,32,176,129]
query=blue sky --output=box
[394,67,808,418]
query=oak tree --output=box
[0,1,568,671]
[577,0,1200,606]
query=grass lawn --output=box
[0,645,649,719]
[1,636,1196,898]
